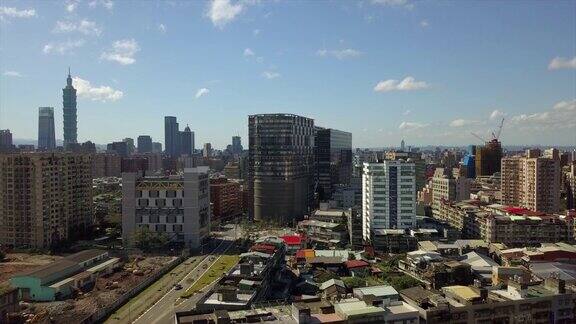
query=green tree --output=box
[389,275,420,291]
[132,227,169,252]
[342,276,366,288]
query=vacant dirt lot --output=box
[20,255,176,324]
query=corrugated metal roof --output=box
[354,285,398,298]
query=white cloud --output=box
[371,0,413,9]
[88,0,114,10]
[42,39,85,55]
[158,23,166,33]
[374,76,429,92]
[402,109,411,116]
[253,29,260,36]
[0,6,36,19]
[243,48,255,57]
[65,0,79,12]
[316,48,361,60]
[548,56,576,70]
[3,71,22,77]
[508,99,576,131]
[195,88,210,99]
[53,19,102,36]
[489,109,505,120]
[399,121,427,131]
[100,39,140,65]
[420,20,429,28]
[206,0,244,28]
[73,77,123,102]
[262,71,280,79]
[553,100,576,111]
[449,119,480,127]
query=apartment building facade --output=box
[0,152,93,248]
[502,149,561,213]
[122,167,210,249]
[210,178,242,223]
[362,160,416,241]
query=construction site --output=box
[1,252,176,323]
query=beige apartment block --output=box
[502,149,561,213]
[0,152,93,248]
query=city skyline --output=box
[0,0,575,148]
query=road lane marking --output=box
[132,240,228,323]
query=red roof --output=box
[345,260,370,269]
[504,206,546,216]
[281,235,302,246]
[251,243,276,254]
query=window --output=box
[149,190,159,198]
[138,199,149,207]
[166,215,177,223]
[136,190,142,198]
[166,190,176,198]
[173,224,183,232]
[155,224,166,232]
[156,198,166,207]
[135,215,142,223]
[149,215,159,223]
[173,199,182,207]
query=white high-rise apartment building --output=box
[362,160,416,241]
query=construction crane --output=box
[471,117,505,143]
[495,117,505,140]
[470,132,487,144]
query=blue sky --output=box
[1,0,575,149]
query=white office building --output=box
[362,160,416,241]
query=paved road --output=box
[132,225,240,324]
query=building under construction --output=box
[473,118,504,177]
[475,139,503,177]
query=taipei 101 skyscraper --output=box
[62,68,77,147]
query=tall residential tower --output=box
[362,160,416,241]
[62,69,78,147]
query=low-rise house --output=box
[498,243,576,266]
[458,251,499,285]
[333,298,420,324]
[353,285,399,307]
[319,279,347,300]
[309,256,345,274]
[398,251,473,289]
[281,235,303,255]
[491,266,532,286]
[371,229,418,254]
[10,250,120,301]
[530,262,576,285]
[195,237,287,312]
[0,282,19,323]
[345,260,370,277]
[298,219,348,248]
[401,277,576,324]
[417,241,460,257]
[295,249,316,265]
